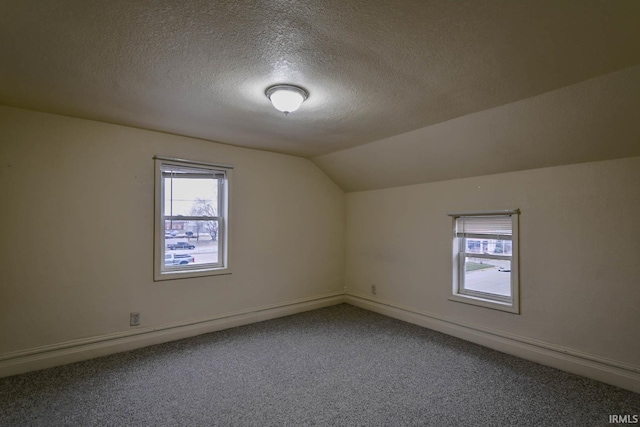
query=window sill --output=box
[154,267,232,282]
[449,293,520,314]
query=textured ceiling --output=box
[1,1,639,159]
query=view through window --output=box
[462,237,512,298]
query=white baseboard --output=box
[4,292,639,395]
[0,292,345,378]
[345,294,640,394]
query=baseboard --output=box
[345,294,640,394]
[5,292,638,394]
[0,292,346,378]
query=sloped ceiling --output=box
[313,65,640,191]
[1,1,639,190]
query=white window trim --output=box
[153,156,233,281]
[448,210,520,314]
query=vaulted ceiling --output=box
[2,1,639,190]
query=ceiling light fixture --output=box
[265,84,308,115]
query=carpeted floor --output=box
[1,304,638,426]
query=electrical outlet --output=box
[130,312,141,326]
[371,285,377,295]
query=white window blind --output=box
[455,216,513,240]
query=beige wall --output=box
[2,104,639,384]
[345,157,640,367]
[0,106,345,355]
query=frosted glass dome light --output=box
[266,84,308,114]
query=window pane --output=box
[164,220,220,267]
[463,256,511,297]
[163,175,219,217]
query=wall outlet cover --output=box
[130,312,141,326]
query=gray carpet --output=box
[1,304,638,426]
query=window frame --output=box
[153,156,232,281]
[448,210,520,314]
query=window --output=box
[448,210,519,313]
[154,157,231,280]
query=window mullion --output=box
[164,216,220,221]
[464,253,511,261]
